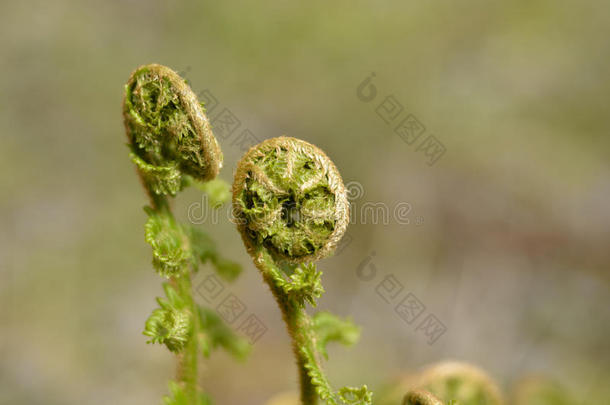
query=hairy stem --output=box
[156,195,201,403]
[253,248,325,405]
[292,313,319,405]
[174,272,199,403]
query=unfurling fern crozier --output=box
[233,137,370,405]
[123,63,247,405]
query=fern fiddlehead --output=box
[403,390,445,405]
[411,362,504,405]
[123,64,247,405]
[233,137,371,405]
[124,63,223,206]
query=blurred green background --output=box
[1,0,608,404]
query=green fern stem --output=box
[151,197,203,401]
[174,271,200,403]
[254,247,321,404]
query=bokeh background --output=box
[1,0,609,404]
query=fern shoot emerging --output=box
[410,362,504,405]
[124,63,222,203]
[403,390,445,405]
[233,137,370,405]
[123,64,247,405]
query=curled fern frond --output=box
[123,63,222,198]
[144,284,192,353]
[144,207,193,278]
[283,263,325,306]
[233,137,364,405]
[130,152,183,196]
[338,386,374,405]
[144,306,191,353]
[414,362,504,405]
[233,136,349,263]
[403,390,445,405]
[144,207,242,281]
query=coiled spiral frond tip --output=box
[123,63,222,197]
[232,136,349,263]
[403,389,445,405]
[414,361,504,405]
